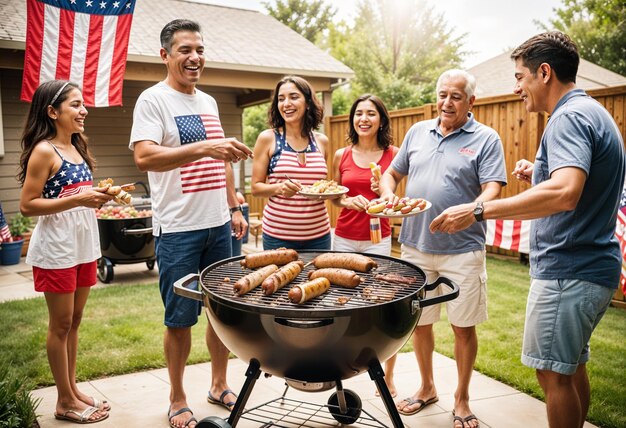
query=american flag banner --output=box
[21,0,136,107]
[485,219,530,254]
[0,203,12,242]
[175,114,227,194]
[615,184,626,295]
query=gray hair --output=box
[436,69,477,99]
[160,19,202,53]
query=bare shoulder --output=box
[314,131,329,146]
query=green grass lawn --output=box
[1,256,624,427]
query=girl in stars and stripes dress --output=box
[251,76,332,250]
[17,81,114,424]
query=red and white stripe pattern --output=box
[486,219,530,253]
[21,0,135,107]
[616,185,626,295]
[177,114,226,194]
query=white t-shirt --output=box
[129,82,230,236]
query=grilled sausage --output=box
[312,253,377,272]
[233,264,278,295]
[400,198,421,214]
[262,260,304,295]
[288,277,331,304]
[308,268,362,288]
[240,248,299,269]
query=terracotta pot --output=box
[20,231,32,257]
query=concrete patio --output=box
[0,246,598,428]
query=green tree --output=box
[327,0,467,110]
[262,0,336,44]
[242,103,269,149]
[541,0,626,75]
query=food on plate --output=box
[98,178,133,205]
[233,264,279,295]
[312,253,377,272]
[374,273,417,285]
[369,162,382,180]
[288,277,331,304]
[367,197,428,216]
[308,268,363,288]
[300,179,344,194]
[366,199,386,214]
[262,260,305,295]
[95,205,151,219]
[240,248,299,269]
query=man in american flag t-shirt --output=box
[129,19,252,428]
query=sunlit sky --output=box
[196,0,562,68]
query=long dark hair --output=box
[347,94,393,150]
[268,75,324,137]
[17,80,95,185]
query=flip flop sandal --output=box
[207,389,238,411]
[168,406,196,428]
[54,406,109,424]
[397,396,439,416]
[452,411,480,428]
[89,397,111,412]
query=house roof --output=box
[0,0,353,79]
[469,51,626,98]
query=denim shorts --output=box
[522,278,614,375]
[155,222,232,328]
[262,232,331,251]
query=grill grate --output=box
[233,397,388,428]
[200,251,426,311]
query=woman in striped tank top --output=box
[251,76,331,250]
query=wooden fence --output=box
[246,85,626,227]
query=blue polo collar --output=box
[552,89,587,114]
[431,112,478,136]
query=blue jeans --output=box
[522,278,614,375]
[155,222,232,328]
[262,232,331,251]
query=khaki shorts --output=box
[401,245,488,327]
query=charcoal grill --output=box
[174,250,458,428]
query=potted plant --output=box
[9,213,33,257]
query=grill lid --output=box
[199,251,427,316]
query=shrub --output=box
[0,363,40,428]
[8,214,33,239]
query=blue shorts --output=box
[262,232,331,251]
[155,222,232,328]
[522,278,614,375]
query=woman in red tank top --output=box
[331,94,399,396]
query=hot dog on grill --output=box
[233,264,278,295]
[312,253,377,273]
[288,277,331,304]
[308,268,362,288]
[262,260,304,295]
[240,248,299,269]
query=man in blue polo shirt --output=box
[431,32,625,428]
[380,69,507,428]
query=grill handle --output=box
[274,318,334,329]
[173,273,204,302]
[122,227,152,236]
[412,276,459,314]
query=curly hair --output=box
[511,31,579,84]
[268,75,324,137]
[347,94,393,150]
[17,80,95,185]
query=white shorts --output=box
[401,245,488,327]
[332,234,392,256]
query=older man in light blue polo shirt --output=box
[380,69,507,427]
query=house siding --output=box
[0,69,242,218]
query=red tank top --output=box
[334,146,393,241]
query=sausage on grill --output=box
[308,268,362,288]
[262,260,304,295]
[288,277,331,304]
[240,248,298,269]
[312,253,377,272]
[233,264,278,295]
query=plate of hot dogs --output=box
[366,197,431,218]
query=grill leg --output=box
[368,359,403,428]
[227,358,261,427]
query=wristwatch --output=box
[473,201,484,222]
[229,205,242,215]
